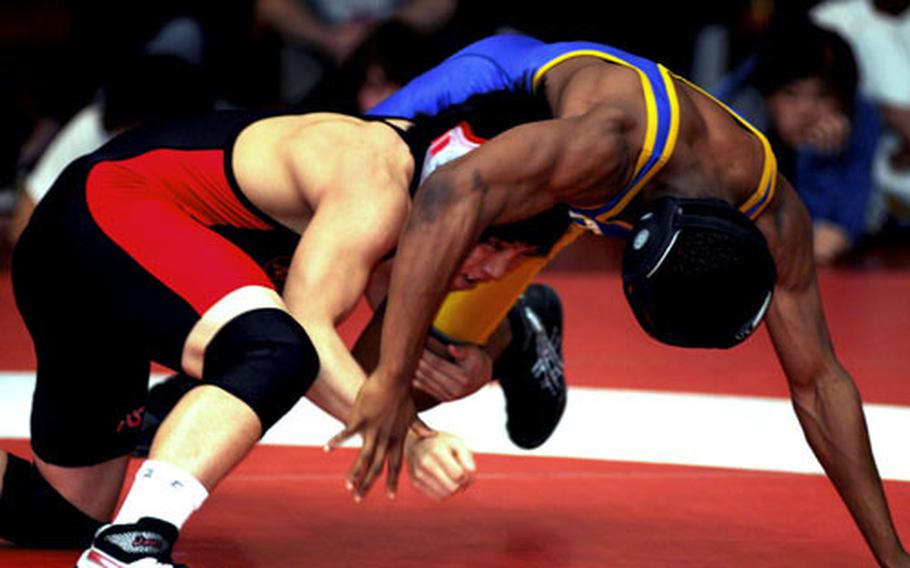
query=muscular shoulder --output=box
[284,116,412,182]
[561,103,638,196]
[234,114,412,226]
[668,82,766,201]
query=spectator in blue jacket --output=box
[717,22,881,264]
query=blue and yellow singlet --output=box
[369,34,778,236]
[368,34,778,343]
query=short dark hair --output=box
[754,23,858,110]
[479,204,571,256]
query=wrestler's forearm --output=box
[356,295,504,412]
[791,369,906,565]
[303,324,368,423]
[350,304,435,410]
[352,301,385,375]
[374,176,483,389]
[375,235,463,389]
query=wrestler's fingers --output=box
[354,434,389,500]
[346,431,376,497]
[411,421,435,438]
[386,438,405,499]
[447,344,469,360]
[413,380,448,402]
[430,447,466,483]
[325,423,359,452]
[411,469,447,501]
[414,368,458,401]
[452,442,477,476]
[419,355,467,387]
[413,463,456,500]
[424,459,461,496]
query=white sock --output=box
[114,460,209,530]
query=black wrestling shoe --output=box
[133,374,198,458]
[494,283,567,449]
[75,517,187,568]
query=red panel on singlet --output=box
[92,149,272,229]
[86,149,277,314]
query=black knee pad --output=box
[0,453,102,548]
[204,308,319,432]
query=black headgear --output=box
[622,197,777,349]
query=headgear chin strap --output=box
[622,196,777,349]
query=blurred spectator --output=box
[689,1,828,93]
[812,0,910,224]
[295,19,437,114]
[4,2,260,189]
[453,0,754,78]
[7,53,214,245]
[2,5,217,199]
[0,1,71,198]
[254,0,458,105]
[717,22,881,264]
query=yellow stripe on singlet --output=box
[532,50,660,205]
[532,51,683,225]
[672,74,778,219]
[432,59,780,346]
[432,52,682,344]
[592,64,681,225]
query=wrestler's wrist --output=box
[408,419,435,439]
[373,359,418,391]
[373,371,411,394]
[404,426,422,446]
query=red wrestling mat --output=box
[2,441,907,568]
[2,261,909,567]
[2,268,909,403]
[536,268,910,404]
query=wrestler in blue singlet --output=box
[369,34,776,237]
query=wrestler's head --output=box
[621,197,777,348]
[451,205,571,290]
[450,239,538,290]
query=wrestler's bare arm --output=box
[334,105,632,499]
[379,104,630,392]
[262,121,477,498]
[761,177,909,567]
[281,124,411,423]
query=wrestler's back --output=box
[669,79,768,204]
[233,113,415,234]
[551,58,768,209]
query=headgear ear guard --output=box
[622,196,777,348]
